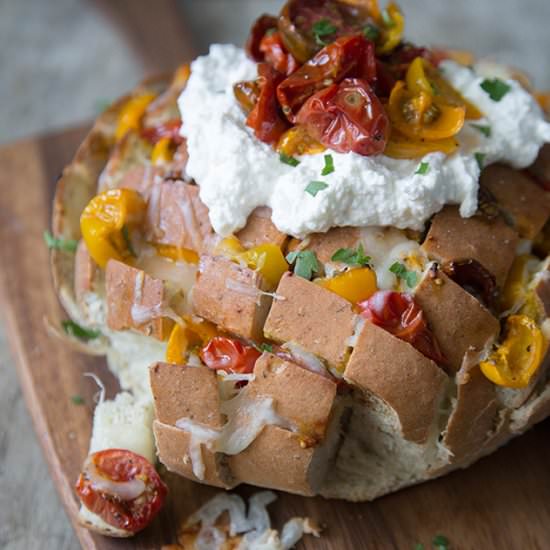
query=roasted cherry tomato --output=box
[140,119,184,145]
[166,317,219,364]
[277,34,377,122]
[259,31,299,75]
[246,14,279,61]
[75,449,167,534]
[376,3,404,55]
[318,267,378,303]
[200,337,261,374]
[358,290,445,364]
[246,63,290,144]
[234,80,261,115]
[480,315,547,388]
[278,0,378,63]
[115,94,156,141]
[296,77,389,155]
[384,128,458,159]
[277,125,326,155]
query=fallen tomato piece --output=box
[75,449,167,534]
[166,317,218,364]
[296,77,389,156]
[200,336,261,374]
[115,93,156,141]
[480,315,547,389]
[318,267,378,304]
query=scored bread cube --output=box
[287,227,361,264]
[105,259,173,340]
[153,421,236,488]
[192,255,273,340]
[74,239,97,303]
[442,361,498,463]
[149,362,222,427]
[528,143,550,186]
[414,269,500,373]
[421,206,518,287]
[480,164,550,239]
[145,179,214,254]
[235,207,288,249]
[344,322,448,444]
[247,353,337,441]
[263,272,356,369]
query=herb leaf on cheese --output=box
[286,250,320,280]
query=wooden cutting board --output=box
[1,127,549,550]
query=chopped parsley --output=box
[381,8,396,28]
[480,78,511,101]
[71,395,85,405]
[62,320,101,342]
[474,152,486,170]
[121,225,137,257]
[389,261,418,288]
[280,152,300,167]
[305,180,328,197]
[286,250,320,280]
[331,244,371,267]
[43,230,78,253]
[471,123,492,138]
[312,19,337,46]
[321,154,335,176]
[260,343,273,353]
[363,24,380,41]
[432,534,450,550]
[415,162,430,175]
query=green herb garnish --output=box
[331,244,371,267]
[415,162,430,175]
[312,19,338,46]
[280,152,300,167]
[286,250,320,280]
[432,534,450,550]
[62,320,101,342]
[474,152,486,170]
[363,24,380,41]
[389,261,418,288]
[43,230,78,253]
[71,395,85,405]
[305,181,328,197]
[121,225,137,257]
[321,154,335,176]
[480,78,511,101]
[414,544,425,550]
[260,343,273,353]
[471,124,492,138]
[381,8,396,27]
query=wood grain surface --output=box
[1,128,550,550]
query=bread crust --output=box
[236,207,288,249]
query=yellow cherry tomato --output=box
[318,267,378,304]
[115,93,156,141]
[500,255,533,313]
[151,137,175,165]
[277,126,326,157]
[154,244,199,264]
[214,236,246,257]
[166,316,218,364]
[384,128,458,159]
[236,243,289,288]
[80,189,146,269]
[173,63,191,88]
[480,315,547,389]
[388,80,466,140]
[377,3,404,55]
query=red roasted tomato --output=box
[358,290,445,364]
[277,34,377,122]
[296,77,389,155]
[246,14,279,61]
[75,449,168,534]
[259,31,299,76]
[140,119,183,145]
[200,337,262,373]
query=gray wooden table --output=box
[1,1,550,548]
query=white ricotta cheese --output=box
[179,44,550,238]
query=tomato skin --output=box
[75,449,168,534]
[358,291,446,364]
[259,31,299,76]
[247,63,290,144]
[200,337,261,374]
[246,14,279,61]
[296,77,389,156]
[140,119,183,145]
[277,34,377,122]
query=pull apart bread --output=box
[49,0,550,540]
